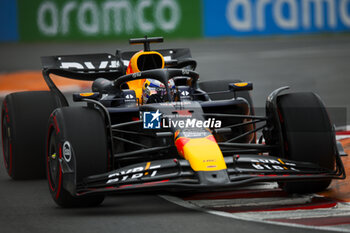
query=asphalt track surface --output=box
[0,35,350,233]
[0,152,335,233]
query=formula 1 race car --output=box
[1,37,346,207]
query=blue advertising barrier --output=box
[1,0,350,41]
[204,0,350,37]
[0,0,19,42]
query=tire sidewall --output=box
[46,107,108,207]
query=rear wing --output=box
[41,48,192,81]
[41,48,192,107]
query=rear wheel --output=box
[277,92,336,194]
[46,106,108,207]
[1,91,60,179]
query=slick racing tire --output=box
[277,92,336,194]
[47,107,107,207]
[1,91,60,179]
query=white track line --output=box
[160,195,350,232]
[336,125,350,132]
[337,135,350,140]
[188,196,312,208]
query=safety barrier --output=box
[1,0,350,42]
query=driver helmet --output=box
[142,79,175,104]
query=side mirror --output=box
[228,82,253,92]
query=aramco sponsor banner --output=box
[17,0,202,41]
[204,0,350,36]
[2,0,350,42]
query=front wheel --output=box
[277,92,336,194]
[46,107,108,207]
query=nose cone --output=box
[175,135,227,172]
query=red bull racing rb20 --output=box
[1,37,346,207]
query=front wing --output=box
[71,154,345,196]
